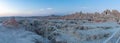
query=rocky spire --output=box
[102,9,111,15]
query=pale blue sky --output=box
[0,0,119,16]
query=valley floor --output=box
[0,19,119,43]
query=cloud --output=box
[39,9,45,11]
[47,8,53,10]
[15,8,55,16]
[0,7,56,16]
[80,7,88,9]
[39,8,53,11]
[38,8,55,16]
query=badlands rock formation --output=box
[0,9,120,43]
